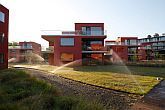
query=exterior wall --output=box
[8,42,41,63]
[139,36,165,60]
[0,5,9,69]
[48,53,54,65]
[117,37,138,42]
[42,23,107,66]
[8,49,21,62]
[53,36,82,66]
[111,45,128,62]
[19,42,41,55]
[75,23,104,31]
[105,37,144,62]
[137,48,146,60]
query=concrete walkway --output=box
[132,80,165,110]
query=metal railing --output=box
[9,46,32,49]
[82,46,107,51]
[46,46,54,53]
[41,30,107,36]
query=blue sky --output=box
[0,0,165,47]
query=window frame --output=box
[0,11,5,23]
[60,38,75,46]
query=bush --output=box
[0,69,104,110]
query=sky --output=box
[0,0,165,47]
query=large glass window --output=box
[0,12,5,22]
[60,38,74,46]
[81,27,102,35]
[91,27,102,35]
[22,43,32,49]
[61,53,74,61]
[160,36,165,41]
[125,40,137,45]
[0,53,4,64]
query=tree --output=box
[153,33,159,37]
[162,33,165,36]
[147,35,152,38]
[8,42,12,46]
[12,42,18,46]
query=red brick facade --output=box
[0,4,9,69]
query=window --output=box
[91,27,102,35]
[0,12,5,22]
[125,40,137,45]
[0,33,4,43]
[22,43,32,49]
[60,38,74,46]
[0,53,4,64]
[81,27,102,35]
[61,53,74,61]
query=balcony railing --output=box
[9,46,32,49]
[82,46,106,51]
[41,30,107,36]
[105,42,139,46]
[82,46,107,53]
[45,46,54,53]
[21,46,32,49]
[9,46,21,49]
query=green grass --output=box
[12,64,164,95]
[0,69,104,110]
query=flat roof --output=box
[42,35,106,42]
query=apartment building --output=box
[8,42,41,62]
[0,4,9,69]
[105,37,146,62]
[42,23,107,66]
[138,34,165,60]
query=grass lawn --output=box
[0,69,103,110]
[12,64,164,95]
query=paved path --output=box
[21,68,140,110]
[132,80,165,110]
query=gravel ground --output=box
[22,68,141,110]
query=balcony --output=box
[45,46,54,53]
[41,30,107,36]
[9,46,21,49]
[9,46,32,49]
[82,45,107,53]
[21,46,32,49]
